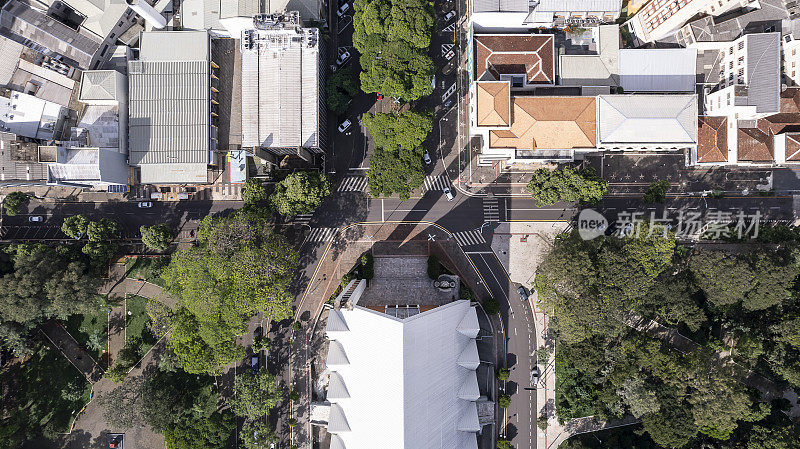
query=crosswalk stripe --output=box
[305,227,338,243]
[423,175,450,192]
[453,230,486,247]
[294,214,313,224]
[483,198,499,222]
[337,176,368,192]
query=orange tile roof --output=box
[786,133,800,161]
[474,34,554,85]
[737,127,773,162]
[476,81,510,127]
[489,97,596,150]
[697,116,727,163]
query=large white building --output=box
[626,0,752,44]
[472,0,621,31]
[324,299,482,449]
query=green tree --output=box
[483,298,500,315]
[230,371,283,419]
[497,367,510,381]
[497,394,511,408]
[525,167,607,206]
[61,215,90,239]
[269,171,331,216]
[292,321,302,332]
[162,213,298,374]
[327,66,360,114]
[240,420,277,449]
[140,224,172,252]
[363,111,433,200]
[2,191,28,216]
[360,252,374,280]
[242,178,268,205]
[643,180,670,204]
[87,218,121,242]
[496,439,513,449]
[287,418,298,427]
[81,241,117,268]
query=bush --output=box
[427,255,440,279]
[643,180,670,204]
[291,321,302,332]
[498,394,511,408]
[497,367,510,381]
[538,412,548,431]
[289,390,300,402]
[2,191,28,216]
[537,346,551,367]
[497,439,513,449]
[106,363,128,383]
[287,418,297,428]
[483,298,500,315]
[360,252,374,280]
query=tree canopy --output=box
[526,167,607,206]
[140,224,172,252]
[2,191,28,216]
[161,212,299,374]
[230,371,283,419]
[242,178,268,206]
[363,111,433,200]
[269,171,331,216]
[353,0,434,100]
[327,66,360,114]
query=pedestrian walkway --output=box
[424,175,450,192]
[337,176,368,192]
[294,214,313,226]
[40,321,104,383]
[453,229,486,247]
[483,197,499,222]
[305,227,338,243]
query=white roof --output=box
[0,35,23,86]
[41,0,129,40]
[598,95,698,145]
[618,48,697,92]
[80,71,123,102]
[325,300,481,449]
[0,90,64,140]
[536,0,621,12]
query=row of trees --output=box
[353,0,435,101]
[535,226,800,447]
[242,172,331,216]
[61,215,121,267]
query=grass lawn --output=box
[126,295,157,356]
[1,339,92,441]
[125,256,170,288]
[63,305,108,364]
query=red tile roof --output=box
[697,116,727,163]
[474,34,554,85]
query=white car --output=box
[444,10,456,21]
[335,50,351,69]
[338,119,352,133]
[443,186,454,201]
[337,2,350,17]
[444,49,455,61]
[28,216,42,222]
[138,201,152,208]
[423,150,432,165]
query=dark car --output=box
[251,355,259,375]
[517,286,529,302]
[604,221,618,236]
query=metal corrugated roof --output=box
[80,71,120,102]
[536,0,621,11]
[473,0,528,13]
[0,35,23,86]
[618,48,696,92]
[598,94,698,144]
[140,31,209,62]
[743,33,780,114]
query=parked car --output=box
[604,221,618,236]
[334,50,351,69]
[28,216,42,222]
[443,186,454,201]
[423,150,432,165]
[517,286,529,302]
[138,201,152,208]
[338,118,352,133]
[251,355,259,375]
[444,10,456,21]
[530,366,540,386]
[444,49,455,61]
[443,99,454,108]
[337,2,350,17]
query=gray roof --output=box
[473,0,528,13]
[128,31,211,181]
[0,0,101,69]
[266,0,320,19]
[0,35,23,86]
[742,33,781,114]
[678,0,788,44]
[598,95,698,145]
[560,25,620,86]
[80,71,121,102]
[618,48,696,92]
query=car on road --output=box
[444,10,456,21]
[138,201,152,208]
[334,50,351,69]
[443,99,454,109]
[443,186,454,201]
[530,366,540,386]
[338,119,352,133]
[337,2,350,17]
[442,58,457,76]
[517,286,529,302]
[28,216,43,223]
[423,150,432,165]
[444,49,455,61]
[251,355,259,375]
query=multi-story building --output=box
[128,30,218,184]
[240,12,325,163]
[703,33,780,120]
[472,0,621,32]
[782,34,800,86]
[626,0,753,45]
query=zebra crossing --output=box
[294,214,313,225]
[483,197,500,222]
[441,22,456,33]
[423,175,450,192]
[337,176,368,192]
[453,229,486,247]
[305,227,338,243]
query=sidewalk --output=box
[0,181,243,203]
[40,321,104,383]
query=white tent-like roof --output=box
[324,300,482,449]
[618,48,697,92]
[597,94,698,146]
